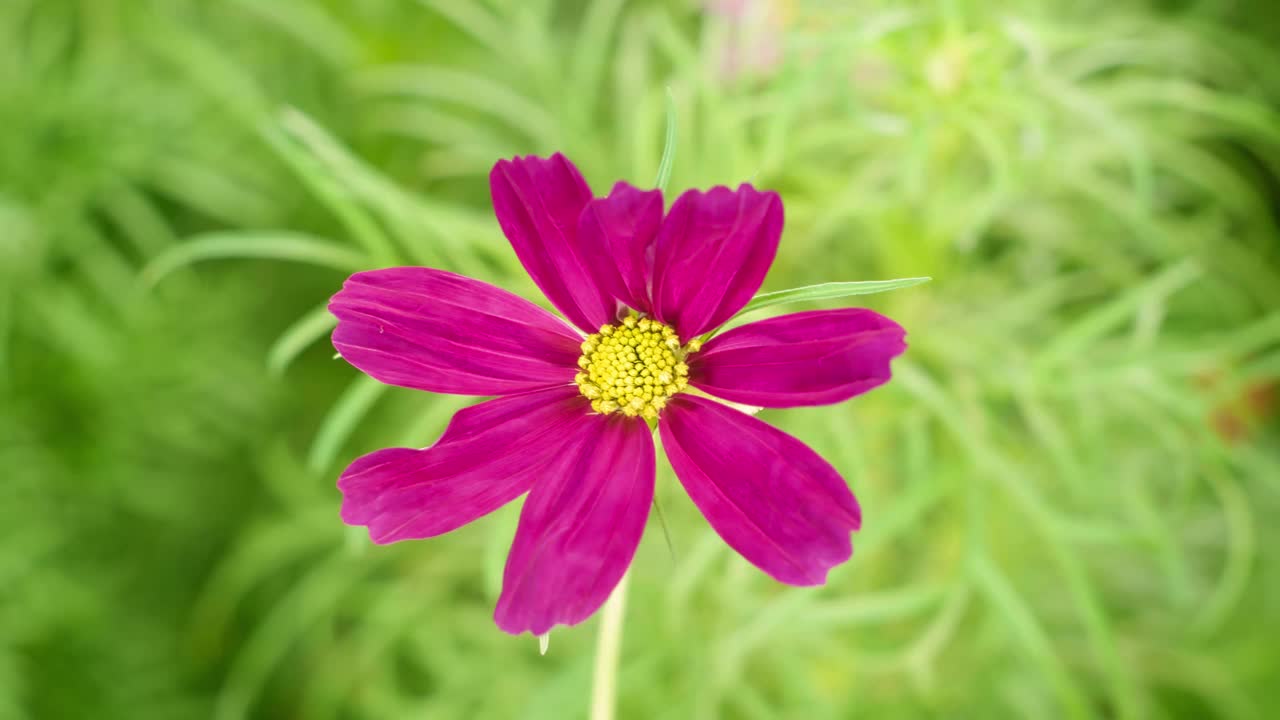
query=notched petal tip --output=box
[577,182,665,313]
[489,154,616,333]
[690,308,908,408]
[327,266,581,396]
[493,415,656,636]
[336,387,588,546]
[660,394,861,586]
[652,183,785,341]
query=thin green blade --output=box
[735,277,932,318]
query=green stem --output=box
[589,571,631,720]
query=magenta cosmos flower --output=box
[330,153,906,636]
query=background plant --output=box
[2,0,1278,718]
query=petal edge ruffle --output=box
[338,386,589,543]
[659,394,860,585]
[490,154,615,333]
[494,414,655,635]
[651,185,783,342]
[576,181,663,314]
[690,308,906,407]
[330,267,582,396]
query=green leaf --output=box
[267,303,337,376]
[970,554,1092,719]
[354,65,554,145]
[418,0,511,61]
[141,231,366,287]
[568,0,627,135]
[653,87,677,192]
[307,374,387,473]
[735,277,931,318]
[1033,259,1199,372]
[270,109,399,266]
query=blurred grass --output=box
[3,0,1279,718]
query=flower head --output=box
[329,153,907,635]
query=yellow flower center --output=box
[575,315,702,418]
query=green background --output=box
[3,0,1278,718]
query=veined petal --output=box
[659,395,861,585]
[490,154,615,333]
[494,415,656,635]
[651,185,783,342]
[339,386,590,543]
[330,267,581,396]
[576,182,664,313]
[690,309,907,408]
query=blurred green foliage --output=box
[2,0,1278,718]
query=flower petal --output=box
[576,181,664,313]
[338,386,590,543]
[494,415,656,635]
[490,154,615,333]
[651,184,783,341]
[659,395,861,585]
[330,267,582,396]
[690,309,907,408]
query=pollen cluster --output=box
[575,315,701,418]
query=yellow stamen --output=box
[575,314,701,418]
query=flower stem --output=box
[589,571,631,720]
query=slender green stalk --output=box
[589,572,631,720]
